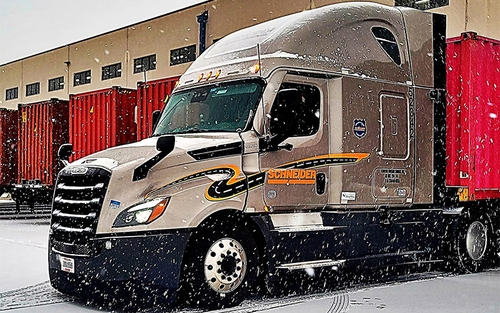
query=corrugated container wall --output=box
[136,77,179,141]
[69,87,137,161]
[0,109,18,189]
[446,32,500,200]
[18,100,69,186]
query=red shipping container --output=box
[70,86,137,161]
[136,76,179,141]
[17,99,69,186]
[446,32,500,200]
[0,109,18,190]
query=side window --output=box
[372,27,401,66]
[270,83,320,137]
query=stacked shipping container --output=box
[0,109,18,194]
[13,99,69,205]
[446,32,500,200]
[17,99,69,186]
[69,87,137,161]
[136,77,179,141]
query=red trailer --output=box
[69,87,137,161]
[0,109,18,195]
[136,77,179,141]
[446,32,500,201]
[13,99,69,206]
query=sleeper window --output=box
[372,27,401,66]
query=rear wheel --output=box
[456,214,492,272]
[178,226,259,309]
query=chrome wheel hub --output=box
[204,238,247,293]
[466,221,488,261]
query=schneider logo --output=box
[267,169,317,185]
[67,166,88,175]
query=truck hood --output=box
[63,133,248,234]
[68,134,242,175]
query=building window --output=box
[26,82,40,96]
[48,76,64,92]
[5,87,18,101]
[74,70,91,86]
[395,0,448,10]
[134,54,156,73]
[372,27,402,66]
[102,63,122,80]
[170,45,196,66]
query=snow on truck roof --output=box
[180,2,433,87]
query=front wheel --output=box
[455,214,492,273]
[178,226,259,309]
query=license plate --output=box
[59,256,75,273]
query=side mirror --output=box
[156,135,175,153]
[152,110,161,132]
[57,143,73,166]
[133,135,175,181]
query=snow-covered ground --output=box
[1,218,499,313]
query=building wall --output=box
[0,62,22,108]
[68,29,129,96]
[0,0,497,109]
[431,0,500,39]
[126,5,202,84]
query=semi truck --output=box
[48,2,499,308]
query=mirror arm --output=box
[277,142,293,151]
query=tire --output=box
[178,225,259,309]
[455,214,492,273]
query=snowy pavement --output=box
[1,218,499,313]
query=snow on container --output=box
[14,99,69,205]
[446,32,500,200]
[69,86,137,161]
[136,76,179,141]
[0,109,18,193]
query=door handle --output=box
[316,172,326,195]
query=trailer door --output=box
[261,77,329,210]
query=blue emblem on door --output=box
[353,119,366,139]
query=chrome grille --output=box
[50,167,111,256]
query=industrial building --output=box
[0,0,498,109]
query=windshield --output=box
[153,79,265,135]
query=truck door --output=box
[372,92,414,202]
[260,77,329,209]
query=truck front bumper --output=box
[48,229,191,301]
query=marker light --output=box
[251,63,261,74]
[198,73,204,82]
[214,69,221,78]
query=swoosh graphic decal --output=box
[147,153,369,201]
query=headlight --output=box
[113,197,170,227]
